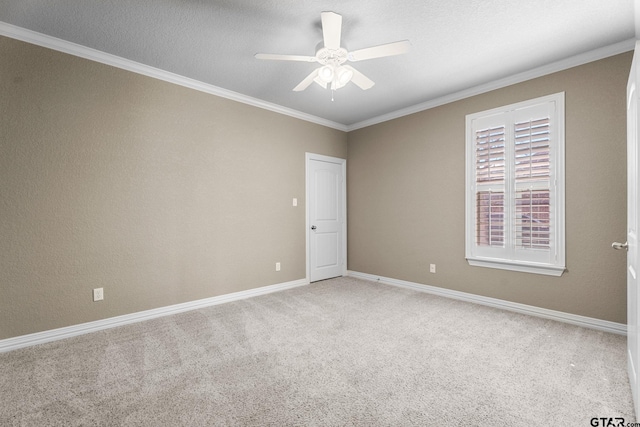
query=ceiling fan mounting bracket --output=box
[316,47,348,66]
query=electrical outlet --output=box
[93,287,104,302]
[430,264,436,273]
[276,262,281,271]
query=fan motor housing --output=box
[316,47,348,66]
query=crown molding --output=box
[346,38,637,131]
[0,21,348,132]
[1,21,634,134]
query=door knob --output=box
[612,241,628,251]
[311,225,317,230]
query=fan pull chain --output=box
[331,89,335,102]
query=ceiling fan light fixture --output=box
[336,66,353,85]
[318,65,334,83]
[313,76,329,89]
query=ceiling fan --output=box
[255,11,410,93]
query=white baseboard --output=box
[0,278,309,353]
[347,270,626,335]
[2,272,625,353]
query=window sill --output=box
[467,257,565,277]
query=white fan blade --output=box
[344,65,374,90]
[321,11,342,50]
[293,68,320,91]
[347,40,411,62]
[255,53,316,62]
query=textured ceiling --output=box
[0,1,637,129]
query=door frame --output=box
[628,41,640,420]
[305,152,347,283]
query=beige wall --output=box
[0,36,347,339]
[348,52,632,324]
[0,34,632,341]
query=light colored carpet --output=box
[0,276,635,426]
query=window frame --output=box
[465,92,565,277]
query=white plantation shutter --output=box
[514,116,550,250]
[514,118,550,181]
[475,125,506,184]
[465,93,565,276]
[476,191,504,247]
[475,125,506,247]
[515,189,550,249]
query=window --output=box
[465,93,565,276]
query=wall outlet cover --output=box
[93,288,104,302]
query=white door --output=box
[621,41,640,420]
[306,153,346,282]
